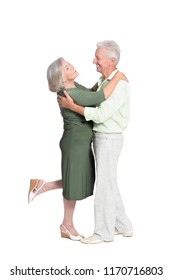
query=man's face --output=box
[93,48,113,75]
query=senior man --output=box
[58,40,133,244]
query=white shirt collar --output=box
[98,69,119,85]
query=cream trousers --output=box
[93,132,133,241]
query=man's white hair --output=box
[97,40,120,65]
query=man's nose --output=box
[93,58,97,64]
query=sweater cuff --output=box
[84,107,95,121]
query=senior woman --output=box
[28,57,126,241]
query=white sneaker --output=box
[80,235,103,244]
[114,230,133,237]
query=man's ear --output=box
[110,57,116,65]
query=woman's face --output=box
[62,59,79,82]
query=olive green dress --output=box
[58,82,105,200]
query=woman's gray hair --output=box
[97,40,120,65]
[47,57,65,92]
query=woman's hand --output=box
[57,91,75,110]
[115,71,129,82]
[102,70,129,99]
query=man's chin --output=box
[96,67,101,73]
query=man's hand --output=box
[57,90,85,116]
[57,91,75,110]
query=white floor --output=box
[1,168,172,279]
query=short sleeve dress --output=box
[58,82,105,200]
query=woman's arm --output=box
[74,81,98,91]
[58,71,128,110]
[58,80,130,121]
[103,71,128,99]
[58,91,85,115]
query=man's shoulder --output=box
[115,79,130,91]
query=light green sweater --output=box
[84,70,130,133]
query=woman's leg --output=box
[61,198,79,236]
[31,179,62,198]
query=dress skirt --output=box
[60,124,95,200]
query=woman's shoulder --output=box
[57,90,65,97]
[74,81,89,90]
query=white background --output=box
[0,0,173,279]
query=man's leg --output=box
[93,133,132,241]
[114,188,133,235]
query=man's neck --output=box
[102,67,117,81]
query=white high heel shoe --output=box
[60,224,84,241]
[28,179,45,203]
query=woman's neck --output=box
[64,80,76,88]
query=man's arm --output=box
[57,75,121,108]
[57,71,128,108]
[58,91,85,115]
[58,81,130,123]
[84,81,130,123]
